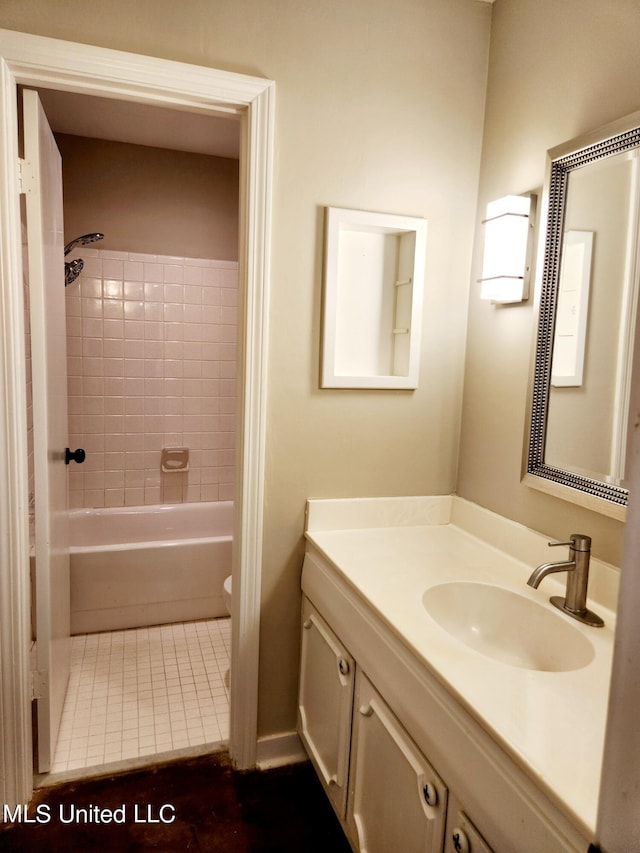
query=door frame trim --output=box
[0,28,274,805]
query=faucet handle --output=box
[548,533,591,551]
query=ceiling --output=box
[36,87,241,160]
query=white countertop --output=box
[304,496,616,837]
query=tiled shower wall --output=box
[66,249,237,509]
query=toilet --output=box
[223,575,232,615]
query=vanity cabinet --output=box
[347,672,448,852]
[300,505,602,852]
[298,596,493,853]
[297,598,354,818]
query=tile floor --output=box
[51,617,230,774]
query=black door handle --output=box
[65,448,86,465]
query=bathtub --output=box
[69,501,233,634]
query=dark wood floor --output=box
[0,753,353,852]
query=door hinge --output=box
[31,670,48,701]
[18,157,36,195]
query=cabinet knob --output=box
[452,828,470,853]
[422,783,437,807]
[338,658,350,676]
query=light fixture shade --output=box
[479,194,534,303]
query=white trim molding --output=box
[0,49,33,812]
[0,28,274,806]
[256,732,307,770]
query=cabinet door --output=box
[347,673,447,853]
[444,793,494,853]
[298,598,354,818]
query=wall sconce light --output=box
[479,193,536,303]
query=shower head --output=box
[65,258,84,286]
[64,232,104,257]
[63,232,104,287]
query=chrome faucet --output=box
[527,533,604,627]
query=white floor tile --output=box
[50,617,230,774]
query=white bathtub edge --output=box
[70,535,229,556]
[71,595,226,635]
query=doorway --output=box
[0,28,274,808]
[38,101,240,775]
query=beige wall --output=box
[458,0,640,569]
[56,134,239,261]
[0,1,492,737]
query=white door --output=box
[298,598,354,818]
[347,673,448,853]
[23,88,71,773]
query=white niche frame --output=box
[321,207,427,389]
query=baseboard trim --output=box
[256,731,307,769]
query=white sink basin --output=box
[422,582,595,672]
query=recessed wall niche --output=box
[321,207,427,389]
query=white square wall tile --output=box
[69,250,237,509]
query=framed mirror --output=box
[321,207,427,389]
[525,111,640,520]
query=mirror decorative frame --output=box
[525,111,640,520]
